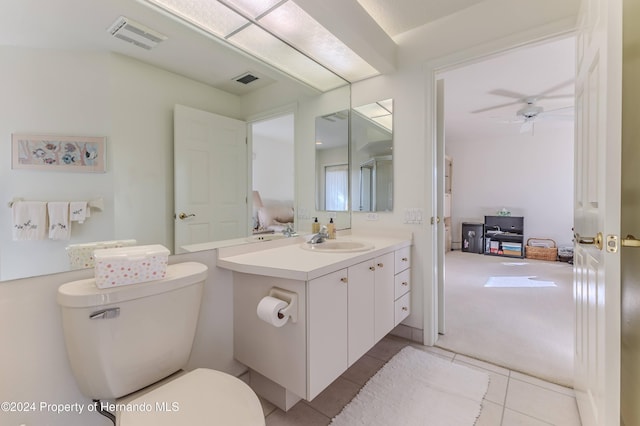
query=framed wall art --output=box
[11,133,106,173]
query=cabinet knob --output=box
[377,263,384,268]
[369,266,376,271]
[402,281,408,286]
[401,257,408,262]
[402,307,408,311]
[340,277,348,283]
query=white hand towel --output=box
[69,201,89,223]
[47,202,71,240]
[12,201,48,241]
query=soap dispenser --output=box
[312,217,320,233]
[327,218,336,239]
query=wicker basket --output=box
[525,238,558,261]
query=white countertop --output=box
[217,233,412,281]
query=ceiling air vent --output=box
[234,72,260,85]
[107,16,167,50]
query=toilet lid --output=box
[118,368,265,426]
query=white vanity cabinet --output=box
[222,236,412,409]
[307,269,349,398]
[394,246,412,325]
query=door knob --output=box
[178,212,196,220]
[574,231,603,250]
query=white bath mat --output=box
[330,346,489,426]
[484,276,557,288]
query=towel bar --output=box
[7,197,104,211]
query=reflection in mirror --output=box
[315,110,350,211]
[251,113,295,235]
[351,99,393,212]
[1,2,351,282]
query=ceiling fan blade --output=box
[539,93,574,100]
[542,105,574,114]
[471,100,522,113]
[488,89,528,100]
[520,120,534,134]
[536,79,575,97]
[540,115,574,122]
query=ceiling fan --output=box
[472,79,575,134]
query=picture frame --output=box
[11,133,106,173]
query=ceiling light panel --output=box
[258,1,378,81]
[221,0,284,19]
[144,0,248,38]
[228,24,346,91]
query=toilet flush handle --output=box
[90,307,120,320]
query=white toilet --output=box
[57,261,264,425]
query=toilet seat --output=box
[118,368,264,426]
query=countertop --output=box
[217,233,412,281]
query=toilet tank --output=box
[57,261,208,400]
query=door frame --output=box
[422,30,578,344]
[245,103,298,232]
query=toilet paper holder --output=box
[269,287,298,323]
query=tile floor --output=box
[259,335,582,426]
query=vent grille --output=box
[107,16,167,50]
[234,73,260,85]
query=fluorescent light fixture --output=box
[145,0,248,38]
[139,0,379,91]
[228,24,346,91]
[222,0,284,19]
[257,1,378,81]
[354,99,393,131]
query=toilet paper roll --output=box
[256,296,289,327]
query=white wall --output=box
[447,127,575,248]
[253,134,294,202]
[0,47,114,281]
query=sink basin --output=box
[301,240,374,253]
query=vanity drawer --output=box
[394,292,411,325]
[394,246,411,273]
[394,269,411,299]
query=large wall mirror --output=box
[315,110,350,212]
[351,99,394,212]
[0,1,349,281]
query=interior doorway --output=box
[434,36,576,386]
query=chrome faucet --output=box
[282,223,297,237]
[308,225,329,244]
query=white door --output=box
[573,0,622,424]
[174,104,248,253]
[436,78,446,335]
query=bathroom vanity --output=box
[217,234,411,410]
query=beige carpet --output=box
[436,251,574,387]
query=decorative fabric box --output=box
[66,239,137,270]
[93,244,170,289]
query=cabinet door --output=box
[347,260,375,366]
[374,252,395,342]
[308,269,348,399]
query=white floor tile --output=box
[502,408,554,425]
[476,400,504,426]
[509,370,576,397]
[505,378,581,425]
